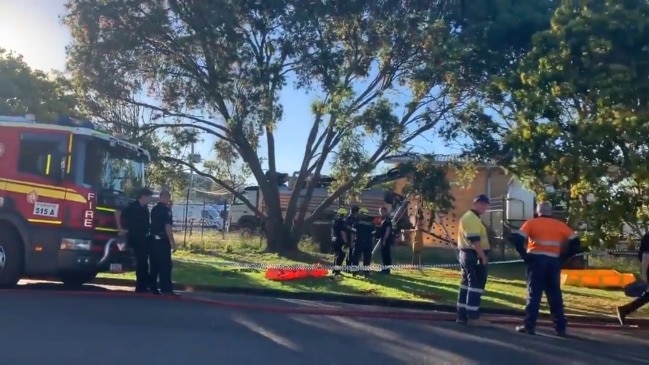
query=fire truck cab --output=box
[0,114,150,287]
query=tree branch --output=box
[141,122,233,144]
[120,97,233,140]
[161,155,263,217]
[284,110,323,224]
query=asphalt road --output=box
[2,282,648,365]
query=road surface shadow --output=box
[1,290,647,365]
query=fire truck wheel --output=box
[0,223,24,287]
[59,271,98,288]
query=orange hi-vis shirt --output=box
[517,216,577,258]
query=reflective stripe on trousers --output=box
[457,249,489,321]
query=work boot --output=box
[515,325,536,335]
[555,329,567,338]
[616,294,649,325]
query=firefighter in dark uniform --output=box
[331,207,349,279]
[376,207,394,274]
[115,188,153,293]
[352,207,375,277]
[150,190,178,296]
[345,206,361,269]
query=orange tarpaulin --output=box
[265,267,329,281]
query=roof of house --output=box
[384,153,498,167]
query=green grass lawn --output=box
[100,232,647,317]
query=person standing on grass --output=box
[616,231,649,325]
[456,194,491,326]
[351,207,374,277]
[345,206,360,269]
[376,207,394,274]
[115,188,154,294]
[331,207,350,279]
[150,190,178,296]
[511,201,580,336]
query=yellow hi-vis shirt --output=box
[457,210,490,250]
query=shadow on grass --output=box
[280,250,329,265]
[273,278,371,296]
[173,261,264,288]
[368,273,529,309]
[366,274,455,302]
[173,260,369,296]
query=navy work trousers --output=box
[352,240,372,267]
[524,254,567,332]
[457,249,489,321]
[332,241,346,274]
[380,242,392,274]
[150,238,173,293]
[129,235,152,292]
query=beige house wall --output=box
[398,165,512,248]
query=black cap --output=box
[350,205,360,214]
[137,187,154,198]
[473,194,490,204]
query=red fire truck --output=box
[0,114,150,287]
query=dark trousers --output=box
[457,249,489,321]
[380,242,392,273]
[620,268,649,314]
[129,236,152,292]
[333,241,346,275]
[150,238,173,293]
[352,240,372,265]
[352,240,372,273]
[621,291,649,313]
[524,254,566,332]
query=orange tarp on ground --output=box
[265,267,329,281]
[561,269,636,289]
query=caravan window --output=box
[232,193,246,205]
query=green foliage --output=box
[0,48,83,121]
[400,157,454,213]
[446,0,649,245]
[63,0,476,252]
[202,140,251,193]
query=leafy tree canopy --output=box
[64,0,481,252]
[0,48,83,121]
[450,0,649,246]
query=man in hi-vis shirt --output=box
[511,202,579,336]
[456,194,491,326]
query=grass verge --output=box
[99,232,647,317]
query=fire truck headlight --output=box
[60,239,92,251]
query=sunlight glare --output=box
[0,0,70,72]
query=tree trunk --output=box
[264,216,299,254]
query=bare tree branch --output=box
[161,155,263,217]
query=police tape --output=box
[184,252,592,271]
[173,253,587,272]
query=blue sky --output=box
[0,0,454,180]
